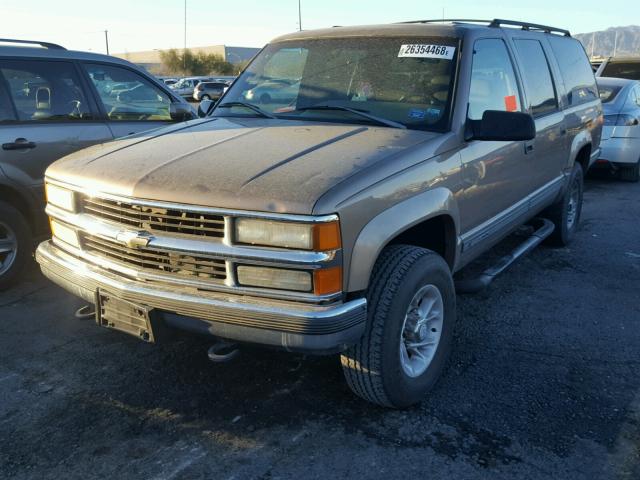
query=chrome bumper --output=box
[36,241,367,353]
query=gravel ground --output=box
[0,174,639,480]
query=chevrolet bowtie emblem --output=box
[115,230,154,248]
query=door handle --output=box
[524,142,534,155]
[2,138,36,151]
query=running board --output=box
[455,218,555,294]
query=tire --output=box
[544,162,584,247]
[0,201,32,290]
[201,94,211,101]
[620,160,640,182]
[340,245,456,408]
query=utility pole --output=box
[613,29,618,57]
[104,30,109,55]
[591,32,595,59]
[298,0,302,31]
[184,0,187,74]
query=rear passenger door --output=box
[511,38,567,202]
[82,63,177,138]
[0,59,113,187]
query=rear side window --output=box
[0,60,92,122]
[601,62,640,81]
[548,37,598,106]
[468,39,521,120]
[513,39,558,116]
[85,63,172,121]
[597,84,622,103]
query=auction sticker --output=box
[398,44,455,59]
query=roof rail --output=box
[488,19,571,36]
[0,38,66,50]
[397,18,571,36]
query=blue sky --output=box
[1,0,636,53]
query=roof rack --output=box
[397,18,571,37]
[0,38,66,50]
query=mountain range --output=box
[575,25,640,58]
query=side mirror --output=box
[466,110,536,142]
[198,99,214,118]
[170,102,196,122]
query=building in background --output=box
[113,45,260,74]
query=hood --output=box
[47,117,438,214]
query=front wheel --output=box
[200,94,211,101]
[340,245,456,408]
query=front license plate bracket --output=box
[96,290,155,343]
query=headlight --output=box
[237,266,312,292]
[45,183,76,212]
[50,220,80,248]
[235,218,341,251]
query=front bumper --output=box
[36,241,367,354]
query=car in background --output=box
[157,76,178,86]
[244,79,300,105]
[0,38,197,289]
[596,57,640,80]
[170,76,215,99]
[193,81,229,102]
[594,77,640,181]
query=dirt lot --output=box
[1,174,639,480]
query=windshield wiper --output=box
[216,101,276,119]
[292,105,406,129]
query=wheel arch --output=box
[0,183,34,232]
[346,187,460,292]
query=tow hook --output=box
[74,305,95,319]
[207,341,240,363]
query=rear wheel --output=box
[544,162,583,246]
[201,94,211,101]
[0,201,31,290]
[619,160,640,182]
[340,245,455,408]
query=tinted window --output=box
[0,60,91,122]
[220,37,459,131]
[548,37,598,106]
[85,63,172,121]
[601,62,640,81]
[514,39,558,116]
[597,84,622,103]
[468,39,521,120]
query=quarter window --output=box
[548,37,598,106]
[85,63,172,121]
[468,39,521,120]
[0,60,92,122]
[513,39,558,116]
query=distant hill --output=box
[575,26,640,58]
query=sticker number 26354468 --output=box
[398,44,455,59]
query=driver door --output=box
[82,63,177,138]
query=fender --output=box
[568,129,592,170]
[347,187,460,292]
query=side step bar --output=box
[455,218,555,294]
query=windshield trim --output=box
[212,36,461,133]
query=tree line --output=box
[159,49,249,76]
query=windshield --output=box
[597,83,622,103]
[215,37,459,131]
[601,62,640,80]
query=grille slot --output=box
[82,197,225,238]
[82,234,227,282]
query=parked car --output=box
[0,38,197,289]
[594,77,640,181]
[244,79,299,105]
[170,76,214,99]
[596,57,640,80]
[193,81,229,102]
[157,76,178,86]
[36,19,602,407]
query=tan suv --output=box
[36,19,602,407]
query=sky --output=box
[0,0,637,54]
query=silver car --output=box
[595,77,640,181]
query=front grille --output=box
[81,234,227,283]
[82,196,225,238]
